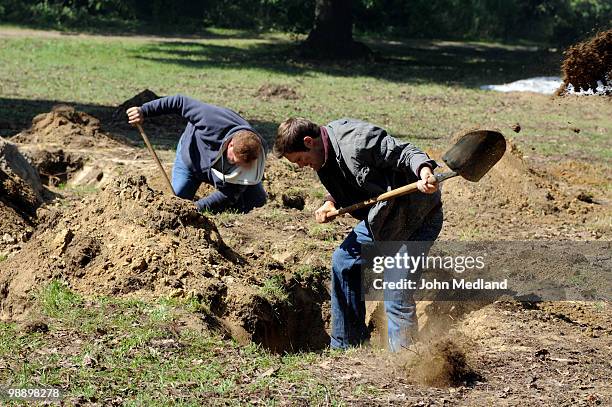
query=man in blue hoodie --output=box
[127,95,267,213]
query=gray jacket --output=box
[322,119,442,241]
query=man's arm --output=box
[357,125,438,193]
[195,186,245,213]
[128,94,222,128]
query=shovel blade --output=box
[442,130,506,182]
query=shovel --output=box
[326,129,506,220]
[135,124,176,196]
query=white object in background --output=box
[481,76,612,95]
[480,77,563,94]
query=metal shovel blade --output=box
[442,129,506,182]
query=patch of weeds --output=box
[258,207,290,222]
[309,187,327,200]
[259,275,289,304]
[0,322,18,354]
[353,383,383,397]
[211,208,242,225]
[0,254,7,262]
[568,272,587,286]
[146,301,174,323]
[56,183,99,196]
[308,223,336,241]
[294,264,327,283]
[281,160,300,172]
[285,187,305,196]
[184,293,212,314]
[458,227,482,240]
[38,280,83,319]
[594,301,606,312]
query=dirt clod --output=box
[281,192,306,210]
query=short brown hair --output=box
[274,117,320,158]
[232,130,261,163]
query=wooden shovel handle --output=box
[135,124,176,196]
[325,174,446,221]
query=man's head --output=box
[274,117,325,171]
[227,131,261,167]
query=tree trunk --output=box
[301,0,371,59]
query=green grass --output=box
[294,264,327,283]
[0,254,7,262]
[57,183,99,196]
[209,209,242,226]
[308,223,337,241]
[0,26,610,161]
[0,281,344,405]
[259,275,289,304]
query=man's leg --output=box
[330,221,372,349]
[384,208,444,352]
[171,139,201,200]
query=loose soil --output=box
[557,29,612,95]
[0,102,610,404]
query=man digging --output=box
[274,117,442,351]
[127,94,267,213]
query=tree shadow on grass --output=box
[0,97,279,149]
[134,37,563,87]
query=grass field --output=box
[0,26,610,159]
[0,26,610,405]
[1,281,342,405]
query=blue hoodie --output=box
[140,95,267,212]
[140,94,266,176]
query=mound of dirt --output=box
[12,105,129,148]
[112,89,160,121]
[0,175,328,351]
[112,90,186,128]
[0,138,43,254]
[0,137,44,215]
[256,84,300,100]
[0,175,231,318]
[439,137,589,217]
[557,29,612,95]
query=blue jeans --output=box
[330,208,443,352]
[171,139,266,213]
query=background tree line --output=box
[0,0,609,45]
